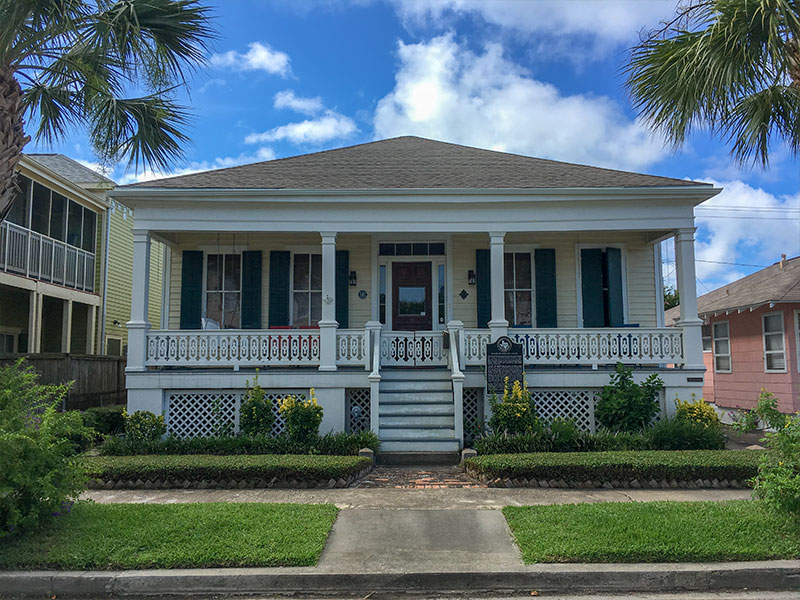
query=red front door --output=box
[392,262,432,331]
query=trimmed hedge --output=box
[86,454,372,484]
[465,450,761,486]
[99,431,379,456]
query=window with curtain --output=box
[712,321,731,373]
[292,253,322,327]
[205,254,241,329]
[504,252,532,327]
[762,313,786,372]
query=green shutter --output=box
[581,248,604,327]
[604,247,625,327]
[335,250,349,328]
[179,250,203,329]
[476,249,491,329]
[241,251,262,329]
[534,249,557,328]
[268,251,290,327]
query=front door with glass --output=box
[392,262,432,331]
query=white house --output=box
[112,136,719,452]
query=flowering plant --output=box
[675,394,721,429]
[488,377,540,435]
[240,372,275,436]
[280,389,323,444]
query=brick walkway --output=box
[351,467,487,489]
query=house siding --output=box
[704,304,800,414]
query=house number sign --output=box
[485,336,524,396]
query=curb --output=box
[1,562,798,597]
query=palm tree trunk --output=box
[789,37,800,88]
[0,66,29,223]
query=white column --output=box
[126,230,151,372]
[27,291,39,353]
[61,299,73,353]
[674,228,704,370]
[488,231,508,341]
[318,232,338,371]
[365,320,382,434]
[87,305,97,354]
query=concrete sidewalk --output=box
[81,487,752,509]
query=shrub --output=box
[732,389,790,432]
[645,417,726,451]
[0,360,90,538]
[488,378,540,435]
[280,390,323,445]
[239,374,275,436]
[675,395,721,429]
[124,410,166,442]
[753,414,800,516]
[316,430,380,455]
[82,405,126,439]
[595,363,663,432]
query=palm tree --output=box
[0,0,214,222]
[626,0,800,167]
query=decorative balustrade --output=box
[145,330,321,367]
[336,329,368,366]
[379,330,449,367]
[0,221,95,292]
[460,328,684,366]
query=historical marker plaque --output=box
[485,336,524,395]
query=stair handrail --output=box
[447,320,465,448]
[365,321,382,435]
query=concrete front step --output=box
[379,391,453,403]
[379,415,455,428]
[379,403,454,417]
[379,369,451,380]
[379,427,456,440]
[380,439,460,452]
[379,380,452,392]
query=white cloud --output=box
[209,42,291,76]
[117,147,276,185]
[373,34,666,171]
[246,111,357,144]
[692,179,800,288]
[274,90,325,115]
[392,0,676,57]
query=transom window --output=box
[379,242,445,256]
[702,324,712,352]
[762,313,786,372]
[504,252,532,327]
[712,321,731,373]
[205,254,241,329]
[292,253,322,327]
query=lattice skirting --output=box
[463,388,484,446]
[346,388,371,433]
[529,389,599,432]
[165,389,307,438]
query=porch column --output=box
[61,299,73,353]
[28,291,40,353]
[319,232,338,371]
[87,305,97,354]
[488,232,508,341]
[126,230,151,372]
[674,228,704,370]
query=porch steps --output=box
[378,369,459,453]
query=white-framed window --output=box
[292,253,322,328]
[712,321,731,373]
[205,253,241,329]
[504,251,533,327]
[702,323,712,352]
[762,312,786,373]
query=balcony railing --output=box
[461,328,684,367]
[0,221,95,292]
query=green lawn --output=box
[504,500,800,563]
[0,502,338,569]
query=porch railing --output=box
[145,329,321,367]
[335,328,369,367]
[461,327,684,367]
[379,330,449,367]
[0,220,95,292]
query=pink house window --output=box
[762,313,786,373]
[712,321,731,373]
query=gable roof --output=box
[665,256,800,323]
[26,154,115,188]
[122,136,708,191]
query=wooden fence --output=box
[0,354,126,410]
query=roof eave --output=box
[19,157,110,211]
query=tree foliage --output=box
[626,0,800,166]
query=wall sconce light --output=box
[349,271,357,286]
[467,270,476,285]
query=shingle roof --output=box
[665,256,800,323]
[27,154,115,187]
[122,136,707,190]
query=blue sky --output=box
[28,0,800,293]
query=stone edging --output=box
[87,465,373,490]
[468,472,750,489]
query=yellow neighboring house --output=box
[0,154,163,355]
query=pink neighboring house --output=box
[666,255,800,415]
